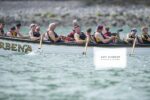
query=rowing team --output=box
[0,21,150,44]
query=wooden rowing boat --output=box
[0,36,150,54]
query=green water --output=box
[0,26,150,100]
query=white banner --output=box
[94,47,127,70]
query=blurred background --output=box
[0,0,150,27]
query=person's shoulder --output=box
[74,33,79,36]
[7,31,11,34]
[95,32,100,36]
[48,30,54,34]
[74,33,79,38]
[6,31,11,36]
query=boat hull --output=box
[0,36,150,55]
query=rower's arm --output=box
[29,31,40,40]
[101,38,112,43]
[148,37,150,42]
[95,33,112,43]
[126,34,134,41]
[6,32,12,37]
[74,33,86,44]
[17,32,24,37]
[49,32,60,43]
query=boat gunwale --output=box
[0,36,150,48]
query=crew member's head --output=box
[30,24,36,31]
[105,27,110,32]
[131,28,137,36]
[16,23,21,29]
[96,25,103,33]
[49,23,57,31]
[74,25,81,34]
[35,26,40,32]
[10,26,16,33]
[141,26,148,34]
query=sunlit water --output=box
[0,26,150,100]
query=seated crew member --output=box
[104,27,111,38]
[66,19,80,41]
[43,23,61,43]
[29,24,41,40]
[67,29,75,41]
[15,23,24,37]
[74,25,87,44]
[85,28,95,43]
[6,26,17,37]
[125,28,143,44]
[0,22,5,36]
[94,25,116,44]
[141,26,150,44]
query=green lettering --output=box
[18,44,24,53]
[24,45,32,53]
[11,43,17,51]
[4,43,10,50]
[0,42,4,48]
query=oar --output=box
[130,37,137,55]
[82,37,89,55]
[38,34,44,49]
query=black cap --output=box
[16,23,21,27]
[105,27,110,31]
[10,26,16,30]
[87,28,92,33]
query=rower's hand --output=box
[111,36,116,40]
[131,38,135,41]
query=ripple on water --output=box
[0,48,150,100]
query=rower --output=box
[6,26,17,37]
[43,23,61,43]
[0,23,5,36]
[66,19,80,41]
[141,26,150,44]
[125,28,143,44]
[94,25,116,44]
[104,27,111,38]
[74,25,86,44]
[29,24,41,40]
[86,28,95,43]
[15,23,24,37]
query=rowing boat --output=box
[0,36,150,54]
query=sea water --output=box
[0,26,150,100]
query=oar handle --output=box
[131,37,137,55]
[83,37,90,55]
[39,34,44,49]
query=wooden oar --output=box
[82,37,89,55]
[130,37,137,55]
[38,34,44,49]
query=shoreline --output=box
[0,1,150,27]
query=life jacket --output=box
[129,34,135,39]
[128,34,142,44]
[104,32,111,37]
[94,32,105,44]
[79,32,86,40]
[33,32,40,37]
[11,31,17,37]
[68,31,75,39]
[47,31,60,43]
[142,33,150,44]
[0,29,4,35]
